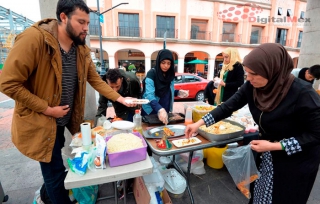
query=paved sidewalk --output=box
[0,93,319,203]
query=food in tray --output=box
[163,127,175,136]
[193,105,215,111]
[107,133,144,153]
[199,121,243,134]
[169,113,184,121]
[172,137,202,148]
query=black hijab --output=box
[147,49,175,97]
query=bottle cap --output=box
[135,109,140,114]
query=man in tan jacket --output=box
[0,0,135,203]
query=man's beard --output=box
[66,21,86,46]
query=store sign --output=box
[129,52,145,57]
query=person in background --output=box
[203,81,216,105]
[214,47,244,105]
[291,64,320,84]
[185,43,320,204]
[141,49,188,124]
[96,68,141,122]
[0,1,136,203]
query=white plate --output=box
[125,99,150,104]
[171,137,202,148]
[111,121,134,130]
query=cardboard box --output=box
[134,177,172,204]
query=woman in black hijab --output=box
[141,49,188,124]
[185,43,320,203]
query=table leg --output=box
[114,181,118,204]
[172,152,195,204]
[123,180,127,204]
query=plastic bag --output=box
[72,185,98,204]
[222,145,260,199]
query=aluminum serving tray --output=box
[198,119,245,142]
[143,124,186,139]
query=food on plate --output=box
[107,133,144,153]
[91,126,106,137]
[172,137,201,147]
[163,127,175,136]
[199,121,243,134]
[111,115,123,122]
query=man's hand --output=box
[158,108,168,125]
[117,96,137,107]
[42,105,70,118]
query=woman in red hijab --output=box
[185,43,320,203]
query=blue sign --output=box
[99,15,104,23]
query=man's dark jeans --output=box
[40,126,72,204]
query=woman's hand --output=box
[250,140,282,152]
[185,119,204,138]
[178,90,189,98]
[158,108,168,125]
[220,80,226,87]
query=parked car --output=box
[174,73,209,101]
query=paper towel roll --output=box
[81,122,92,146]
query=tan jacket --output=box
[0,19,120,162]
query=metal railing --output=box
[155,28,178,38]
[190,31,211,40]
[89,25,101,36]
[220,33,242,43]
[249,35,268,44]
[275,37,287,46]
[117,26,141,37]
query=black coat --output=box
[220,62,244,102]
[96,70,141,121]
[210,78,320,203]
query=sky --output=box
[0,0,41,22]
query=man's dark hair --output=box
[105,69,123,83]
[56,0,90,22]
[309,64,320,80]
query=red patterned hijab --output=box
[243,43,294,112]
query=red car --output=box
[174,73,209,101]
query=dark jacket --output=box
[221,62,244,102]
[204,81,216,105]
[210,78,320,203]
[96,69,141,121]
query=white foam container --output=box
[143,170,165,189]
[161,168,186,191]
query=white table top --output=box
[64,156,153,189]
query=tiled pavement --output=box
[0,92,320,204]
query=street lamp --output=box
[94,2,129,74]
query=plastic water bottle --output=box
[133,109,143,135]
[185,106,193,125]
